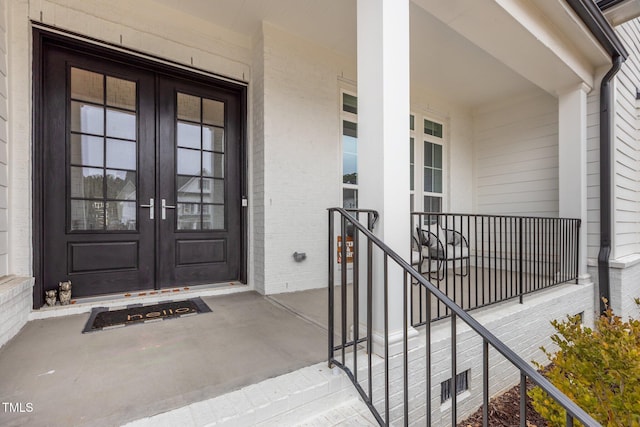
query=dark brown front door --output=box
[38,35,244,302]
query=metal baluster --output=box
[328,210,335,366]
[403,272,409,426]
[482,339,489,427]
[451,313,457,427]
[341,215,347,365]
[384,255,389,425]
[520,373,527,427]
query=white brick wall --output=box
[473,91,559,217]
[0,276,33,348]
[259,24,351,294]
[359,283,594,425]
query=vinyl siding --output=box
[473,92,559,217]
[0,0,7,276]
[586,89,601,261]
[613,20,640,260]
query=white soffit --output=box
[413,0,612,95]
[601,0,640,26]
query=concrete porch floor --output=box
[0,291,328,427]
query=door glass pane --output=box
[202,204,224,229]
[106,139,136,170]
[202,178,224,204]
[106,170,136,200]
[70,134,104,167]
[106,201,136,230]
[177,93,200,122]
[177,122,201,149]
[70,200,104,230]
[106,76,136,111]
[71,102,104,135]
[71,68,103,104]
[424,169,433,193]
[71,167,103,199]
[176,92,226,231]
[68,68,138,233]
[177,148,201,175]
[177,203,201,230]
[106,108,136,140]
[202,152,224,178]
[203,125,224,152]
[424,141,433,167]
[202,99,224,127]
[342,93,357,114]
[177,175,201,203]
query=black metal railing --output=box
[411,212,581,325]
[328,207,597,427]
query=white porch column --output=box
[357,0,417,355]
[558,84,590,283]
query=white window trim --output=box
[412,112,448,212]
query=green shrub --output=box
[529,305,640,427]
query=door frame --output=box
[32,28,248,308]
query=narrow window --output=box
[341,91,358,209]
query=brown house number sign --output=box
[337,235,354,264]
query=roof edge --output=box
[566,0,629,59]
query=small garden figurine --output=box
[58,281,72,305]
[45,289,57,307]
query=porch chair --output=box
[414,222,470,281]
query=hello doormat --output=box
[82,298,211,333]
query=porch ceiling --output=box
[152,0,608,108]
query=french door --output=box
[38,35,244,302]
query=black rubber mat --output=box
[82,297,211,333]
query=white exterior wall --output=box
[0,0,7,277]
[259,24,352,294]
[473,91,559,217]
[586,87,601,261]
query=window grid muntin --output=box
[68,67,138,232]
[176,92,225,231]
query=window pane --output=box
[410,115,415,131]
[70,200,104,230]
[424,141,433,167]
[71,102,104,135]
[424,119,433,135]
[177,122,201,149]
[106,201,136,230]
[433,144,443,169]
[434,169,443,193]
[71,68,103,104]
[106,139,136,170]
[410,194,414,212]
[202,178,224,204]
[177,175,201,203]
[343,152,357,185]
[343,188,358,209]
[70,134,104,167]
[106,108,136,140]
[203,204,224,230]
[434,123,443,138]
[343,93,357,114]
[177,93,200,122]
[410,138,414,191]
[71,167,103,199]
[410,164,414,191]
[106,170,136,200]
[177,203,201,230]
[177,148,201,175]
[203,125,224,152]
[106,76,136,111]
[433,197,441,212]
[343,120,357,138]
[203,98,224,127]
[424,168,433,192]
[202,152,224,178]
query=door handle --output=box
[140,198,155,220]
[162,199,176,220]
